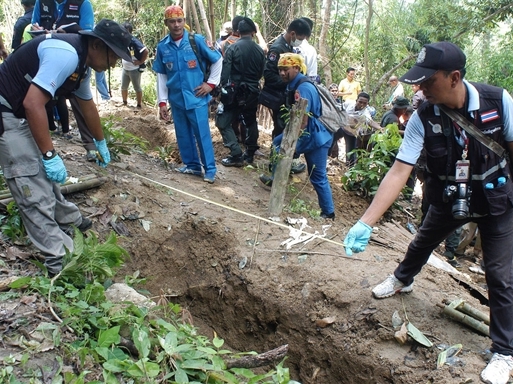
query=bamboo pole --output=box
[208,0,215,43]
[195,0,212,41]
[188,0,202,34]
[445,298,490,325]
[437,303,490,336]
[0,176,107,207]
[268,98,307,218]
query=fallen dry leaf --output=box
[395,322,408,344]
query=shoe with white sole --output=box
[372,275,413,299]
[480,353,513,384]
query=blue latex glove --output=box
[343,220,373,256]
[93,138,111,168]
[42,154,67,184]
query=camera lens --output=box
[452,199,469,219]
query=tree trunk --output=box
[268,99,307,218]
[318,0,332,85]
[364,0,373,91]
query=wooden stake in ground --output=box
[268,98,307,218]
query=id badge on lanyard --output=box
[454,122,470,182]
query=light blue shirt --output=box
[32,0,94,31]
[32,37,92,99]
[396,80,513,165]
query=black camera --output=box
[443,183,471,219]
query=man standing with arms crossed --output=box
[344,42,513,384]
[153,5,222,184]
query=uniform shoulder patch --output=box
[268,52,277,61]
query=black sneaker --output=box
[259,174,273,186]
[320,212,335,220]
[243,152,254,164]
[78,217,92,232]
[290,160,306,174]
[221,155,244,167]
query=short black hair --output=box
[232,16,244,32]
[300,17,314,35]
[347,67,355,73]
[21,0,35,6]
[122,22,133,34]
[357,92,370,101]
[238,17,257,35]
[287,18,311,37]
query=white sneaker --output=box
[481,353,513,384]
[372,275,413,299]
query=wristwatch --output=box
[42,149,57,160]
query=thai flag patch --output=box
[69,4,78,10]
[481,109,499,123]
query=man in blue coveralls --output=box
[153,5,223,184]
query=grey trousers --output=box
[0,112,82,274]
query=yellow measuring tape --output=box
[129,171,347,248]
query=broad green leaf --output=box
[9,276,32,289]
[136,359,160,377]
[407,322,433,347]
[174,367,189,383]
[133,327,150,358]
[212,337,224,349]
[102,370,121,384]
[126,361,145,378]
[181,359,214,370]
[103,359,128,373]
[98,326,121,348]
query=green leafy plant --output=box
[0,201,28,245]
[154,145,175,169]
[101,116,149,161]
[8,230,295,384]
[342,124,404,198]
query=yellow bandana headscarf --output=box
[165,5,185,19]
[278,53,307,75]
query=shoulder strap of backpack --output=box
[291,77,323,118]
[188,32,207,81]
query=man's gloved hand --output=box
[343,220,373,256]
[42,154,67,184]
[93,138,111,168]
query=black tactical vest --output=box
[420,82,513,216]
[0,34,88,118]
[39,0,84,31]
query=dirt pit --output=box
[2,99,495,383]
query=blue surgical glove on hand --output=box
[93,138,111,168]
[42,155,67,184]
[343,220,373,256]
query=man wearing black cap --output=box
[0,19,131,277]
[215,16,265,167]
[380,95,410,128]
[343,41,513,384]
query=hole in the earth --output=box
[124,216,395,383]
[451,275,489,306]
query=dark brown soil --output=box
[1,97,492,383]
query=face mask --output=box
[290,38,304,48]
